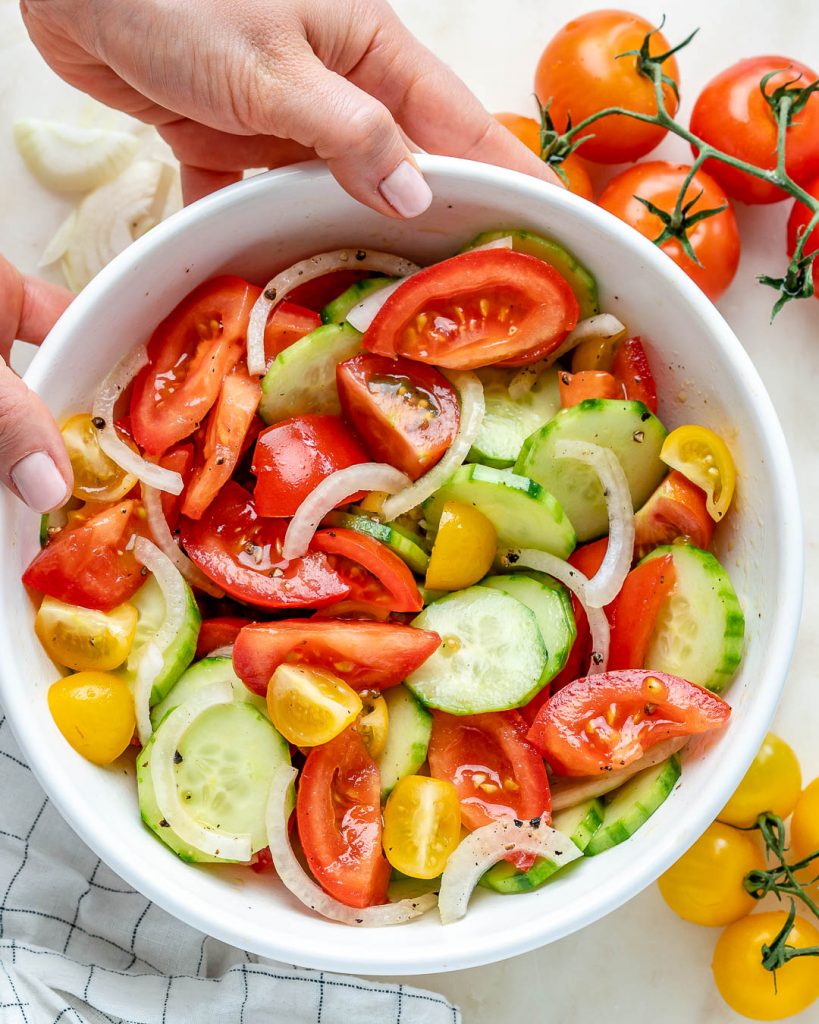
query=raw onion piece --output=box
[554,439,635,608]
[150,681,252,860]
[282,463,410,561]
[14,118,139,193]
[132,641,163,747]
[438,818,582,924]
[266,766,436,925]
[502,547,610,673]
[380,370,485,521]
[142,485,224,598]
[91,345,183,495]
[246,249,420,375]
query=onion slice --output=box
[381,370,485,521]
[438,818,582,924]
[266,766,436,925]
[501,547,610,673]
[554,440,635,608]
[150,681,252,861]
[92,346,183,495]
[14,118,139,193]
[142,485,224,598]
[247,249,420,374]
[282,463,410,561]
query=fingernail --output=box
[379,160,433,218]
[11,451,70,514]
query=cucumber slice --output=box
[377,685,433,799]
[553,797,605,851]
[258,323,361,424]
[320,276,395,324]
[642,544,745,693]
[322,511,429,575]
[482,573,576,683]
[462,229,600,319]
[469,368,561,468]
[150,656,267,729]
[586,755,682,856]
[515,399,668,541]
[388,870,441,902]
[405,586,548,713]
[423,463,576,559]
[137,700,290,863]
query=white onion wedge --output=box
[142,485,224,598]
[133,641,163,747]
[266,766,436,925]
[13,118,139,193]
[380,370,485,521]
[438,818,582,924]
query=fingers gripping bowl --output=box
[0,157,801,974]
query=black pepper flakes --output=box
[641,411,651,422]
[91,416,106,429]
[264,288,277,301]
[173,750,183,764]
[355,249,367,261]
[159,819,169,828]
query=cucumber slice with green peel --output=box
[642,544,745,693]
[482,573,576,683]
[258,323,361,424]
[320,276,395,324]
[405,586,548,714]
[469,368,561,469]
[388,870,441,902]
[322,511,429,575]
[137,700,290,863]
[377,685,433,799]
[423,463,576,559]
[553,797,605,851]
[585,755,682,856]
[150,656,267,730]
[462,229,600,319]
[515,399,668,542]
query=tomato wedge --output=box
[559,370,622,407]
[527,669,731,776]
[336,353,460,480]
[634,471,715,558]
[23,500,143,612]
[297,727,390,908]
[311,529,422,613]
[608,555,677,670]
[130,276,260,455]
[364,250,579,369]
[287,270,370,312]
[195,616,251,659]
[158,443,194,532]
[264,301,321,361]
[233,620,440,695]
[179,481,349,609]
[612,337,658,413]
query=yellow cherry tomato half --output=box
[61,413,138,503]
[720,733,802,829]
[712,911,819,1020]
[266,663,362,747]
[792,778,819,863]
[382,775,462,879]
[660,424,736,522]
[658,821,765,926]
[425,500,497,591]
[358,691,389,759]
[35,595,137,672]
[48,671,136,765]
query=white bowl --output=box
[0,156,802,975]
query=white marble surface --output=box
[1,0,818,1019]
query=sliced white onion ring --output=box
[92,345,183,495]
[438,818,582,924]
[564,313,626,348]
[266,766,436,925]
[207,645,235,659]
[142,485,224,598]
[554,440,635,608]
[282,463,410,561]
[501,547,610,674]
[14,118,139,193]
[247,249,420,374]
[380,370,485,521]
[132,641,163,747]
[150,681,252,860]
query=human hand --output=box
[21,0,561,208]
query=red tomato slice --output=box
[297,727,390,909]
[559,370,622,407]
[287,270,370,312]
[181,368,261,520]
[23,500,143,612]
[179,481,349,609]
[310,601,391,622]
[264,301,322,362]
[364,250,579,369]
[311,529,422,613]
[251,415,367,517]
[336,353,460,480]
[527,669,731,776]
[233,619,440,695]
[607,555,677,671]
[249,847,275,874]
[612,337,658,414]
[634,471,715,558]
[195,616,251,659]
[158,443,194,532]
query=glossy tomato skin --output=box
[558,369,621,407]
[336,353,459,480]
[179,481,349,609]
[599,162,740,301]
[251,415,367,517]
[494,113,595,201]
[297,727,390,908]
[691,57,819,204]
[232,619,440,695]
[158,443,194,532]
[607,554,676,670]
[263,301,321,362]
[787,174,819,298]
[528,669,731,776]
[287,270,370,312]
[195,616,251,659]
[311,529,423,613]
[634,471,714,558]
[364,250,579,370]
[535,11,679,164]
[611,337,658,413]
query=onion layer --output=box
[142,485,223,598]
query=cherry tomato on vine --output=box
[494,113,595,201]
[719,733,802,828]
[791,778,819,863]
[787,174,819,299]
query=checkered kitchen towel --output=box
[0,714,460,1024]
